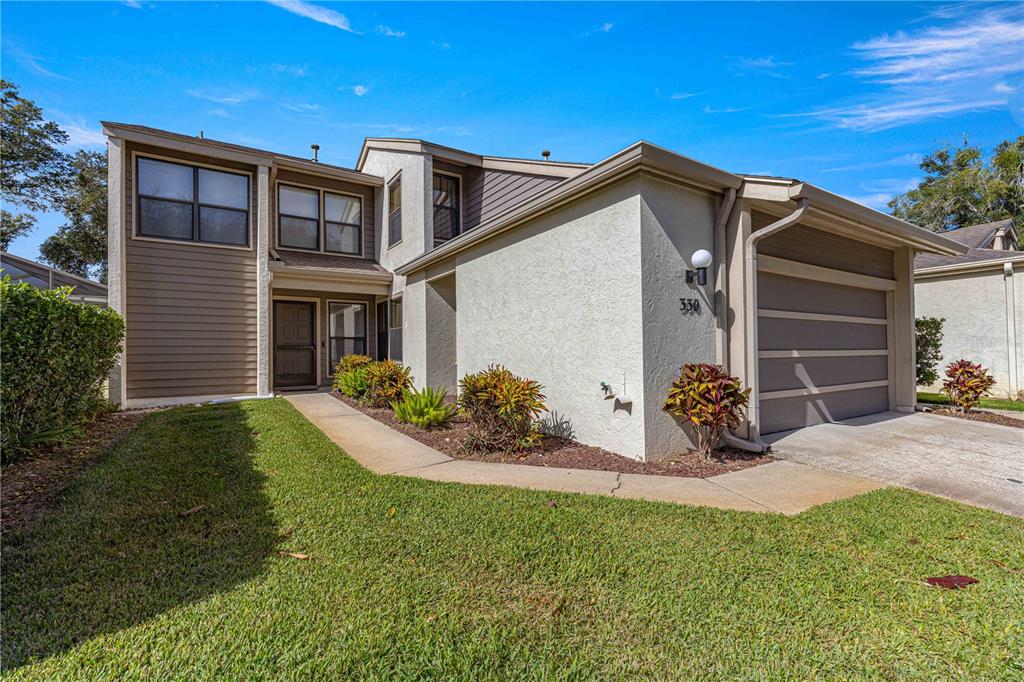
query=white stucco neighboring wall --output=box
[915,262,1024,398]
[447,177,649,459]
[638,176,720,457]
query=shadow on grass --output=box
[1,403,278,670]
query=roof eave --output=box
[915,253,1024,277]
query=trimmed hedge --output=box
[1,277,124,463]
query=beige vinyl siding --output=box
[272,288,377,385]
[273,169,376,260]
[124,142,258,400]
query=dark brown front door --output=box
[274,301,316,388]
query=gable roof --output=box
[914,219,1018,271]
[0,252,107,298]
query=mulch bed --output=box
[928,407,1024,429]
[332,392,772,478]
[1,409,154,533]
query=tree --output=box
[40,150,108,281]
[889,137,1024,244]
[0,80,69,249]
[915,317,945,387]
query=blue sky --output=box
[3,1,1022,266]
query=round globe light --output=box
[690,249,713,269]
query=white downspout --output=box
[740,198,811,447]
[1005,261,1019,398]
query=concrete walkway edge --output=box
[285,393,883,516]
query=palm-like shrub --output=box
[334,368,370,399]
[362,360,413,408]
[662,363,750,461]
[392,386,458,428]
[458,365,546,453]
[335,353,374,375]
[941,359,996,413]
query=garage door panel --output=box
[760,387,890,434]
[758,273,886,318]
[760,355,889,393]
[758,318,888,351]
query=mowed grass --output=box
[917,391,1024,412]
[2,400,1022,680]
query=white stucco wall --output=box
[448,178,649,459]
[638,176,720,457]
[915,263,1024,398]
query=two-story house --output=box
[104,122,965,460]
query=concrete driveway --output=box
[765,412,1024,518]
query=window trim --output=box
[276,179,365,258]
[387,171,403,249]
[132,152,253,251]
[431,169,463,247]
[389,296,403,331]
[326,298,369,376]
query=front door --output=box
[274,301,316,388]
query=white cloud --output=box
[377,25,406,38]
[843,192,894,211]
[845,178,920,210]
[817,73,831,80]
[736,55,792,79]
[61,121,106,148]
[668,90,707,100]
[822,152,923,173]
[352,84,369,96]
[122,0,142,8]
[600,22,614,33]
[185,89,259,105]
[8,47,68,80]
[995,81,1018,93]
[794,5,1023,131]
[205,108,234,119]
[266,0,357,33]
[282,102,320,112]
[703,104,750,114]
[431,39,451,50]
[272,63,307,77]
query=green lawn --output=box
[3,400,1022,680]
[917,391,1024,412]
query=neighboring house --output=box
[0,251,108,305]
[103,122,965,460]
[915,220,1023,399]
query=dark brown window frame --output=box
[277,182,363,257]
[135,156,251,247]
[432,171,462,245]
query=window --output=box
[137,157,249,246]
[432,173,460,243]
[328,302,367,370]
[389,297,403,362]
[278,185,363,256]
[388,176,402,246]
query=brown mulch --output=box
[1,409,154,533]
[929,407,1024,429]
[332,392,772,478]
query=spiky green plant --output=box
[392,386,458,428]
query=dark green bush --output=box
[392,386,458,428]
[361,360,412,408]
[916,317,945,386]
[458,365,546,453]
[1,278,124,463]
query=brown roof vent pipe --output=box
[311,144,320,162]
[541,150,551,161]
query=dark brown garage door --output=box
[274,301,316,388]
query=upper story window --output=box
[432,173,460,244]
[137,157,249,246]
[278,184,362,256]
[387,176,402,246]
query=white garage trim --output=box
[757,309,887,325]
[760,380,890,401]
[758,255,897,291]
[758,349,888,359]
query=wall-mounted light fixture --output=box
[685,249,713,286]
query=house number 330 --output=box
[680,298,701,314]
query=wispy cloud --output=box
[205,108,234,119]
[350,84,369,97]
[122,0,142,8]
[995,81,1018,93]
[669,90,708,101]
[735,55,791,79]
[845,178,920,210]
[600,22,614,33]
[60,120,106,148]
[272,63,307,77]
[266,0,357,33]
[792,5,1024,131]
[822,152,923,173]
[431,39,452,50]
[377,25,406,38]
[703,104,750,114]
[282,102,320,112]
[7,46,69,80]
[185,89,259,106]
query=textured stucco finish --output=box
[106,137,126,405]
[915,263,1024,397]
[638,176,719,457]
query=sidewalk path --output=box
[285,393,883,515]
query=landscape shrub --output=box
[662,363,750,461]
[916,317,945,386]
[0,278,124,463]
[458,365,546,453]
[333,368,370,399]
[335,353,374,375]
[941,359,996,413]
[361,360,413,408]
[392,386,458,428]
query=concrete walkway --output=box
[285,393,881,515]
[766,411,1024,518]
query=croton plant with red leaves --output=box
[941,359,996,413]
[663,363,750,461]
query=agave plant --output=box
[392,386,459,428]
[662,363,750,461]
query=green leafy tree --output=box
[889,137,1024,245]
[0,80,69,249]
[40,150,108,281]
[915,317,945,386]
